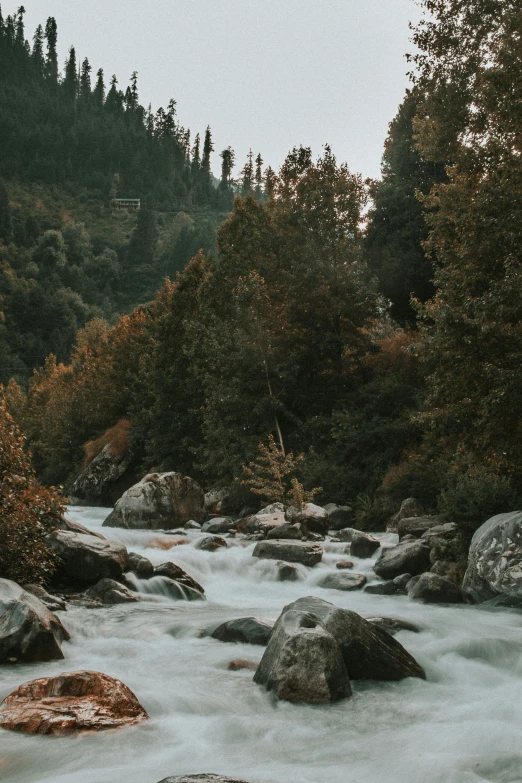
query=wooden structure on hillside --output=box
[113,198,141,211]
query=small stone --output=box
[364,581,396,595]
[336,561,354,570]
[196,535,228,552]
[318,573,367,591]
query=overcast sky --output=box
[18,1,423,180]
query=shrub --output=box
[353,493,394,532]
[438,470,520,539]
[0,392,63,585]
[83,418,131,468]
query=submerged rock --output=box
[85,578,139,605]
[158,777,251,783]
[202,517,234,534]
[0,579,69,664]
[0,670,148,734]
[212,617,273,646]
[463,512,522,604]
[227,659,258,671]
[153,562,204,595]
[276,561,303,581]
[253,540,323,566]
[196,535,228,552]
[374,540,431,580]
[126,552,154,579]
[48,529,128,586]
[350,532,380,559]
[364,581,396,595]
[103,471,205,530]
[338,527,357,543]
[336,560,354,570]
[408,572,463,604]
[318,573,367,591]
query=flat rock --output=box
[253,540,323,567]
[374,540,431,580]
[211,617,273,646]
[158,777,251,783]
[0,579,69,664]
[266,523,302,540]
[318,573,367,591]
[365,616,421,635]
[48,530,128,586]
[202,517,234,534]
[408,572,463,604]
[0,670,148,734]
[397,516,443,540]
[103,471,205,530]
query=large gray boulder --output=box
[252,540,323,566]
[103,472,205,530]
[69,442,134,506]
[286,503,329,535]
[350,532,380,558]
[0,579,69,663]
[201,517,234,534]
[422,522,467,565]
[48,530,128,586]
[254,596,424,703]
[374,540,431,580]
[463,512,522,604]
[388,498,425,532]
[211,617,273,646]
[408,573,463,604]
[266,523,302,540]
[397,516,444,540]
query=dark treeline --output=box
[3,0,522,542]
[0,6,270,382]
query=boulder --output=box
[286,503,329,535]
[276,561,303,581]
[374,540,431,580]
[0,670,148,734]
[462,512,522,604]
[364,581,396,595]
[204,488,230,515]
[227,659,258,671]
[338,528,358,543]
[388,497,425,532]
[253,540,323,567]
[103,472,205,530]
[397,515,444,540]
[253,606,352,703]
[196,535,228,552]
[408,572,463,604]
[392,573,412,593]
[153,562,204,595]
[202,517,234,534]
[0,579,69,663]
[184,520,202,530]
[365,616,421,635]
[69,441,134,506]
[244,507,286,535]
[350,532,381,559]
[56,515,106,539]
[266,523,302,540]
[318,573,367,591]
[22,584,67,612]
[48,529,128,586]
[126,552,154,579]
[85,578,139,605]
[254,597,424,703]
[142,576,204,601]
[211,617,273,646]
[422,522,467,565]
[430,560,460,578]
[326,505,354,531]
[158,777,251,783]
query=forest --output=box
[2,0,522,541]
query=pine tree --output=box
[201,126,214,175]
[79,57,92,101]
[63,45,78,100]
[130,71,138,110]
[14,5,25,47]
[254,153,263,197]
[44,17,58,83]
[192,133,201,167]
[93,67,105,106]
[241,149,254,195]
[220,147,235,187]
[32,24,44,73]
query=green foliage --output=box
[0,391,62,585]
[438,470,519,538]
[353,493,393,533]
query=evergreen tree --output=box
[93,67,105,106]
[192,133,201,167]
[220,147,235,187]
[32,24,44,73]
[63,46,78,100]
[241,149,254,195]
[0,180,12,243]
[254,152,263,198]
[44,16,58,83]
[201,126,214,175]
[79,57,92,101]
[14,5,25,47]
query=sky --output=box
[18,0,423,181]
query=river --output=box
[1,507,522,783]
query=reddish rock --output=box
[227,659,258,671]
[0,670,148,735]
[336,560,354,570]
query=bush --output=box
[0,393,63,585]
[438,470,520,539]
[353,493,394,532]
[380,453,448,509]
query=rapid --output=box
[2,507,522,783]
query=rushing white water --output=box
[2,507,522,783]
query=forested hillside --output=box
[3,0,522,540]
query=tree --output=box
[0,391,62,584]
[79,57,92,101]
[0,180,12,243]
[254,152,263,198]
[44,16,58,82]
[93,67,105,106]
[241,149,254,195]
[63,45,78,100]
[201,126,213,175]
[220,146,235,188]
[32,23,44,73]
[412,0,522,488]
[364,90,445,323]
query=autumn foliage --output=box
[0,392,63,585]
